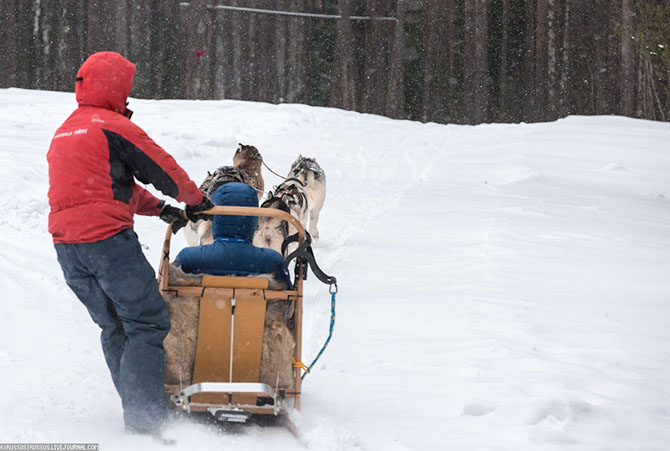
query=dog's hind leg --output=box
[184,222,200,247]
[198,221,214,245]
[309,209,320,242]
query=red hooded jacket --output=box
[48,52,203,243]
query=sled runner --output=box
[158,206,324,423]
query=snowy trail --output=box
[1,89,669,450]
[302,118,670,450]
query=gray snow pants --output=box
[54,228,170,433]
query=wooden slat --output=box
[231,297,267,381]
[163,286,299,300]
[230,296,267,405]
[191,296,232,404]
[202,275,269,289]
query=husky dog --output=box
[233,143,264,200]
[253,178,309,256]
[184,166,246,246]
[287,155,326,241]
[205,165,246,197]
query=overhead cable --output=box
[178,3,397,21]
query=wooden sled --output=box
[158,206,306,423]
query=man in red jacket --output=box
[48,52,211,436]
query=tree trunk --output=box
[593,0,613,114]
[445,0,455,76]
[286,0,310,103]
[127,1,148,97]
[86,1,100,54]
[559,0,571,116]
[114,2,128,57]
[524,0,537,121]
[362,0,385,114]
[421,0,438,122]
[465,0,488,124]
[0,1,6,87]
[218,3,234,99]
[245,3,258,101]
[41,0,62,90]
[330,0,356,110]
[161,0,186,99]
[184,0,209,99]
[211,6,226,100]
[275,0,289,102]
[606,0,621,115]
[546,0,557,118]
[204,3,218,100]
[255,0,277,102]
[148,0,162,97]
[620,0,635,116]
[31,0,44,89]
[499,0,509,121]
[13,0,36,88]
[385,0,406,118]
[444,0,455,121]
[65,0,85,88]
[231,0,244,100]
[535,0,548,119]
[125,0,133,60]
[0,0,18,88]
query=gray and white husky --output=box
[253,155,326,255]
[184,166,246,246]
[252,178,309,255]
[287,155,326,242]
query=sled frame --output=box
[158,206,306,417]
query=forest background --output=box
[1,0,669,125]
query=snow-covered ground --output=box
[1,88,669,450]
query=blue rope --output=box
[301,288,337,381]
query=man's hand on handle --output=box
[185,196,214,222]
[159,204,188,234]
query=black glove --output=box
[159,204,188,234]
[185,196,214,222]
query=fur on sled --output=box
[163,264,295,387]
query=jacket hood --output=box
[211,183,258,240]
[75,52,136,114]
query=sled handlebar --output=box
[194,206,306,244]
[159,206,307,291]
